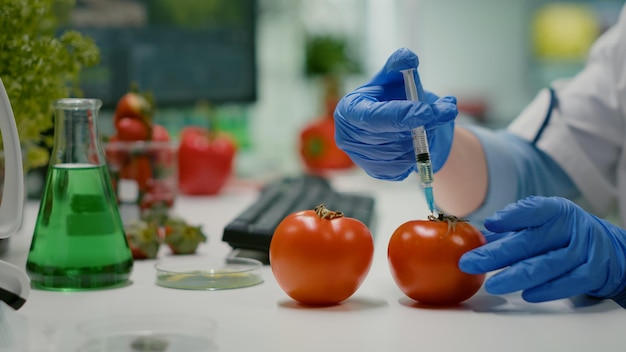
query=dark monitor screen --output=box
[64,0,257,107]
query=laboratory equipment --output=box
[0,78,27,309]
[155,256,263,290]
[63,314,218,351]
[400,68,438,215]
[26,98,133,291]
[104,140,178,226]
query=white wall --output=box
[363,0,534,125]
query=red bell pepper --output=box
[299,116,353,172]
[177,126,236,195]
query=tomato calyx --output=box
[314,204,344,220]
[427,213,469,237]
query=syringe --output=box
[400,68,438,216]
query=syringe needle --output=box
[400,68,438,216]
[423,184,436,216]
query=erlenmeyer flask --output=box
[26,98,133,291]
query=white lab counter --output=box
[2,169,625,352]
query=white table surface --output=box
[2,169,625,352]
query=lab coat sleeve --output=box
[463,125,626,309]
[460,125,579,228]
[507,7,626,220]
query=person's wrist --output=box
[431,122,455,173]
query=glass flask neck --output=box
[51,98,105,166]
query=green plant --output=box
[304,34,362,106]
[305,35,361,77]
[0,0,100,170]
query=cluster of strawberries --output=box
[106,91,174,213]
[105,90,206,259]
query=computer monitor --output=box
[63,0,257,107]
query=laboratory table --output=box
[2,169,625,351]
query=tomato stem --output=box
[428,213,468,237]
[314,204,344,220]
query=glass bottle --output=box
[26,98,133,291]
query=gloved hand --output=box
[459,196,626,304]
[334,48,458,181]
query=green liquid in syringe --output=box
[27,164,133,291]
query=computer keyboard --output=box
[222,174,375,263]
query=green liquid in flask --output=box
[27,164,133,291]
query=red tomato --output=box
[387,215,486,306]
[177,126,236,195]
[299,117,354,172]
[269,204,374,305]
[116,117,149,141]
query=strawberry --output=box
[125,221,161,260]
[163,217,207,255]
[116,117,150,141]
[115,92,152,122]
[151,124,170,141]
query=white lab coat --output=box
[508,5,626,226]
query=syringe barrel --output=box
[401,68,437,214]
[400,68,426,102]
[416,160,434,185]
[411,127,430,157]
[412,126,434,184]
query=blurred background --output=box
[19,0,626,187]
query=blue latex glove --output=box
[459,196,626,304]
[334,48,458,181]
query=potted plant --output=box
[299,34,362,173]
[0,0,99,253]
[0,0,100,172]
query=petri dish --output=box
[154,257,263,290]
[72,314,217,352]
